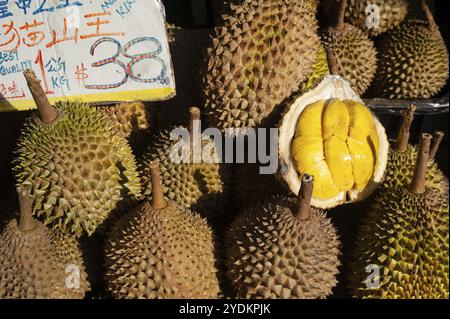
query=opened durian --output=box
[14,70,141,237]
[225,174,341,299]
[204,0,320,130]
[279,66,389,209]
[323,0,408,36]
[0,187,90,298]
[383,105,447,190]
[140,107,232,227]
[349,134,449,298]
[369,1,449,99]
[321,0,377,95]
[105,161,220,299]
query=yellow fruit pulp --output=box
[291,99,380,200]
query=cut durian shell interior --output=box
[278,75,389,209]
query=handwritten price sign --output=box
[0,0,175,111]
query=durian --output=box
[204,0,320,130]
[300,44,330,93]
[349,134,449,298]
[369,1,449,99]
[14,70,141,237]
[140,107,232,227]
[383,105,447,190]
[225,174,341,299]
[278,72,389,209]
[0,187,90,298]
[321,0,377,95]
[105,161,220,299]
[323,0,408,36]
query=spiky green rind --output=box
[140,128,232,226]
[204,0,319,130]
[370,20,449,99]
[300,44,330,93]
[0,220,90,298]
[105,201,220,299]
[349,187,449,298]
[14,100,141,237]
[225,196,341,299]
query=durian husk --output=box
[278,75,389,209]
[14,100,141,237]
[204,0,320,130]
[105,200,220,299]
[300,44,330,93]
[225,195,341,299]
[0,219,90,298]
[369,20,449,99]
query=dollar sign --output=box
[365,264,381,289]
[365,3,380,30]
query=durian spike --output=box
[297,174,314,221]
[17,186,36,232]
[335,0,347,31]
[150,160,166,209]
[429,131,444,162]
[410,133,432,194]
[395,105,416,153]
[23,69,57,124]
[325,48,339,76]
[420,0,438,32]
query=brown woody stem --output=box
[420,0,438,31]
[336,0,347,31]
[429,131,444,162]
[410,133,432,194]
[150,161,166,209]
[395,105,416,153]
[297,174,314,220]
[325,47,339,76]
[23,69,57,124]
[17,186,36,232]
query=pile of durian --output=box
[0,0,448,299]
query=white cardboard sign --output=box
[0,0,175,111]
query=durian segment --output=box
[225,196,341,299]
[349,187,449,298]
[105,201,220,299]
[14,100,141,237]
[279,75,389,209]
[0,220,90,298]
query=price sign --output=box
[0,0,175,111]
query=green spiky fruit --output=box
[370,20,449,99]
[0,190,90,298]
[204,0,320,130]
[14,100,141,237]
[105,164,220,299]
[323,0,408,36]
[226,176,340,299]
[321,24,377,95]
[300,44,330,93]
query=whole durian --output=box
[349,134,449,298]
[204,0,320,130]
[105,162,220,299]
[383,105,447,190]
[14,70,141,237]
[369,1,449,99]
[321,0,377,95]
[323,0,408,36]
[0,187,90,298]
[140,107,232,227]
[225,175,341,299]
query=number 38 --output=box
[85,36,169,90]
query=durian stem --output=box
[429,131,444,162]
[17,186,36,232]
[420,0,438,31]
[189,107,201,139]
[410,133,432,194]
[297,174,314,221]
[336,0,347,31]
[395,105,416,153]
[325,48,339,76]
[23,69,57,124]
[150,161,166,209]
